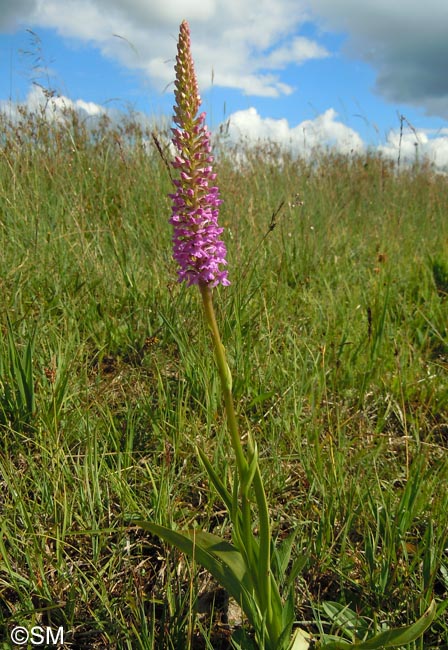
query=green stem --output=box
[199,284,247,479]
[200,285,255,572]
[199,284,278,643]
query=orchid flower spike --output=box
[169,20,230,288]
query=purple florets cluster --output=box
[169,20,229,288]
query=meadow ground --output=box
[0,109,447,648]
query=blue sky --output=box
[1,0,448,167]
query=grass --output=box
[0,107,447,648]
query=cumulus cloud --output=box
[262,36,329,69]
[307,0,448,119]
[4,0,448,127]
[4,86,448,169]
[1,84,123,129]
[225,106,365,156]
[378,126,448,169]
[2,0,328,98]
[1,84,106,121]
[223,107,448,169]
[0,83,166,133]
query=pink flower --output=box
[169,20,229,288]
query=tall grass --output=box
[0,108,447,648]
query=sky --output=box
[1,0,448,168]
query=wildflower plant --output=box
[140,19,437,650]
[169,22,229,289]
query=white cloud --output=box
[225,106,365,156]
[0,83,165,131]
[4,85,448,170]
[378,127,448,169]
[263,36,329,69]
[3,0,448,128]
[2,0,326,98]
[0,84,114,127]
[224,108,448,169]
[25,84,107,118]
[0,84,364,157]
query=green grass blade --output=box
[320,602,371,640]
[322,600,436,649]
[355,600,436,649]
[138,522,260,630]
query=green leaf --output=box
[2,317,36,424]
[272,529,298,584]
[197,446,234,514]
[320,639,352,649]
[139,522,260,630]
[286,553,308,590]
[320,601,370,640]
[277,588,296,649]
[246,391,275,410]
[241,440,259,496]
[230,627,259,650]
[355,600,435,649]
[270,529,307,597]
[321,600,436,649]
[439,562,448,590]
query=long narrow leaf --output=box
[321,602,370,640]
[355,600,436,649]
[322,600,436,649]
[241,440,258,496]
[271,529,298,583]
[277,588,296,649]
[139,522,260,630]
[197,447,234,514]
